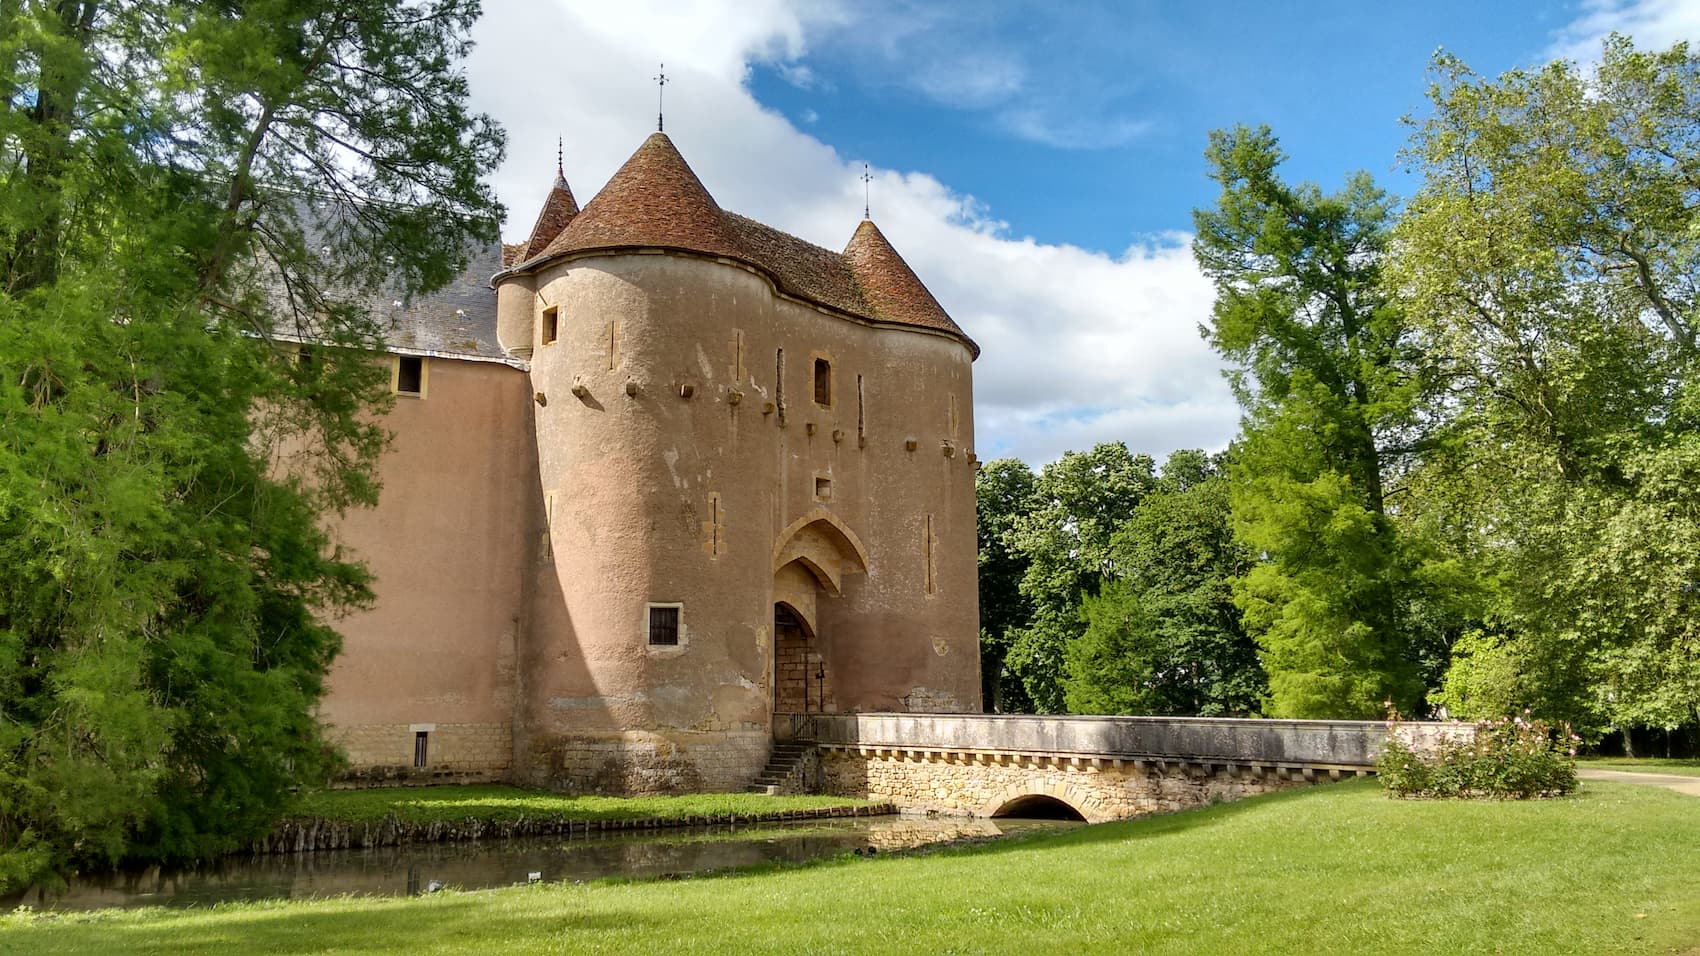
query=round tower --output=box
[495,133,981,794]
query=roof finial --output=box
[556,136,564,179]
[861,163,873,220]
[654,63,668,132]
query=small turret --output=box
[843,219,977,356]
[516,144,580,263]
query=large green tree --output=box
[975,457,1038,712]
[1004,443,1157,712]
[0,0,502,889]
[1193,125,1426,718]
[1394,37,1700,737]
[1064,450,1265,716]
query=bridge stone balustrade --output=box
[779,713,1468,823]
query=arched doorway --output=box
[769,510,866,717]
[774,602,828,713]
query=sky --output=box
[463,0,1700,466]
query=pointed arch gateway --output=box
[770,509,869,597]
[771,510,869,715]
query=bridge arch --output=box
[980,783,1105,823]
[993,794,1087,821]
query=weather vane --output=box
[654,63,668,132]
[861,163,872,219]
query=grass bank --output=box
[1581,757,1700,777]
[10,780,1697,954]
[294,786,873,825]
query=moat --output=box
[18,814,1081,912]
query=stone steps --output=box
[745,742,812,794]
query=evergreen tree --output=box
[1192,126,1425,718]
[0,0,503,888]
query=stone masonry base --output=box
[818,747,1342,822]
[331,721,511,785]
[522,729,773,795]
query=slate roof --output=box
[507,133,978,357]
[351,239,509,363]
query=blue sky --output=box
[469,0,1700,464]
[745,1,1575,252]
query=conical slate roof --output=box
[507,133,977,357]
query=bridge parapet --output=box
[791,713,1467,771]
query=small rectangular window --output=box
[648,605,681,646]
[813,358,832,406]
[396,355,424,395]
[542,306,559,346]
[413,731,429,768]
[815,476,832,500]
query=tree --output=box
[1005,443,1157,712]
[1393,36,1700,736]
[1063,451,1264,716]
[1193,125,1425,718]
[975,458,1038,712]
[0,0,503,889]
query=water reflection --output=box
[18,814,1078,912]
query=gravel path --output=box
[1578,768,1700,797]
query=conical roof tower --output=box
[517,164,579,262]
[843,219,976,354]
[496,132,976,357]
[537,132,745,261]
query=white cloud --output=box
[1547,0,1700,63]
[910,53,1027,108]
[790,3,1150,152]
[466,0,1234,464]
[998,108,1153,150]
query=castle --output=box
[315,131,983,793]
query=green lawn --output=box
[1581,757,1700,778]
[8,780,1696,954]
[291,786,872,825]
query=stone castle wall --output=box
[521,730,772,795]
[330,721,512,784]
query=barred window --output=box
[647,605,681,646]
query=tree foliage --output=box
[975,457,1037,712]
[1003,443,1157,713]
[1193,125,1425,718]
[0,0,502,889]
[973,35,1700,741]
[1394,36,1700,736]
[1064,452,1264,716]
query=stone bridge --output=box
[774,713,1463,823]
